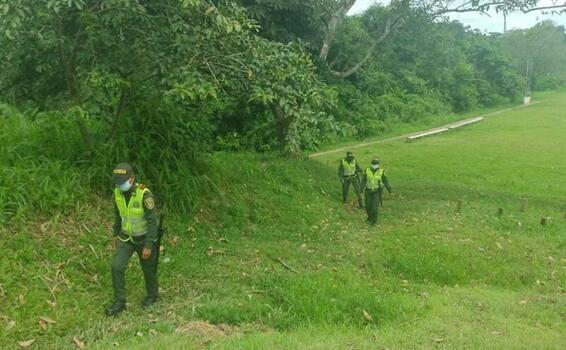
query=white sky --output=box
[349,0,566,32]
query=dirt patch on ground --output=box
[175,320,238,339]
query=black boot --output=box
[141,296,159,309]
[105,301,126,316]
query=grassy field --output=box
[1,91,565,349]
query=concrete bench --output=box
[406,117,484,141]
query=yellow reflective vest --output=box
[114,184,150,241]
[365,168,384,190]
[341,159,357,176]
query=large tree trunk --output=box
[110,84,128,141]
[321,1,409,79]
[59,44,95,154]
[271,103,288,153]
[61,51,95,154]
[318,0,356,62]
[57,14,96,155]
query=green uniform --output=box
[338,158,363,208]
[362,168,392,225]
[111,183,159,303]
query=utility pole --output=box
[525,60,529,96]
[524,59,532,104]
[503,0,507,33]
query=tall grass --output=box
[0,104,210,224]
[0,107,87,224]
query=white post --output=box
[523,60,531,105]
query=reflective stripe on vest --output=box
[114,184,149,241]
[342,159,357,176]
[366,168,384,190]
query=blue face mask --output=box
[119,180,133,192]
[371,164,379,170]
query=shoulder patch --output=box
[144,197,155,210]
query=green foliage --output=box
[0,0,334,157]
[467,39,523,103]
[2,0,564,165]
[0,0,338,219]
[500,21,566,92]
[0,105,88,224]
[0,0,564,217]
[236,0,323,45]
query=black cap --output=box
[113,163,134,185]
[371,158,380,165]
[346,151,354,157]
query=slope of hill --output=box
[1,91,565,349]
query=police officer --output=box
[338,151,363,208]
[362,158,392,225]
[105,163,159,316]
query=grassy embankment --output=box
[1,91,565,349]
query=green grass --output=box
[1,91,566,349]
[313,90,563,154]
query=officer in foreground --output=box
[338,151,363,208]
[362,158,392,225]
[106,163,159,316]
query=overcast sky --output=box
[349,0,566,33]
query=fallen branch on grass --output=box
[207,246,240,257]
[267,255,298,273]
[399,317,420,326]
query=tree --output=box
[500,21,566,90]
[0,0,332,157]
[237,0,566,79]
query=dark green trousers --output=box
[342,175,363,207]
[365,189,381,225]
[111,238,158,303]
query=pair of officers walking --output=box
[338,151,392,225]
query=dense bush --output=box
[500,21,566,92]
[316,15,526,137]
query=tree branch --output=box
[438,8,492,15]
[433,1,566,16]
[318,0,356,62]
[522,3,566,13]
[330,16,396,79]
[328,54,342,69]
[433,2,503,16]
